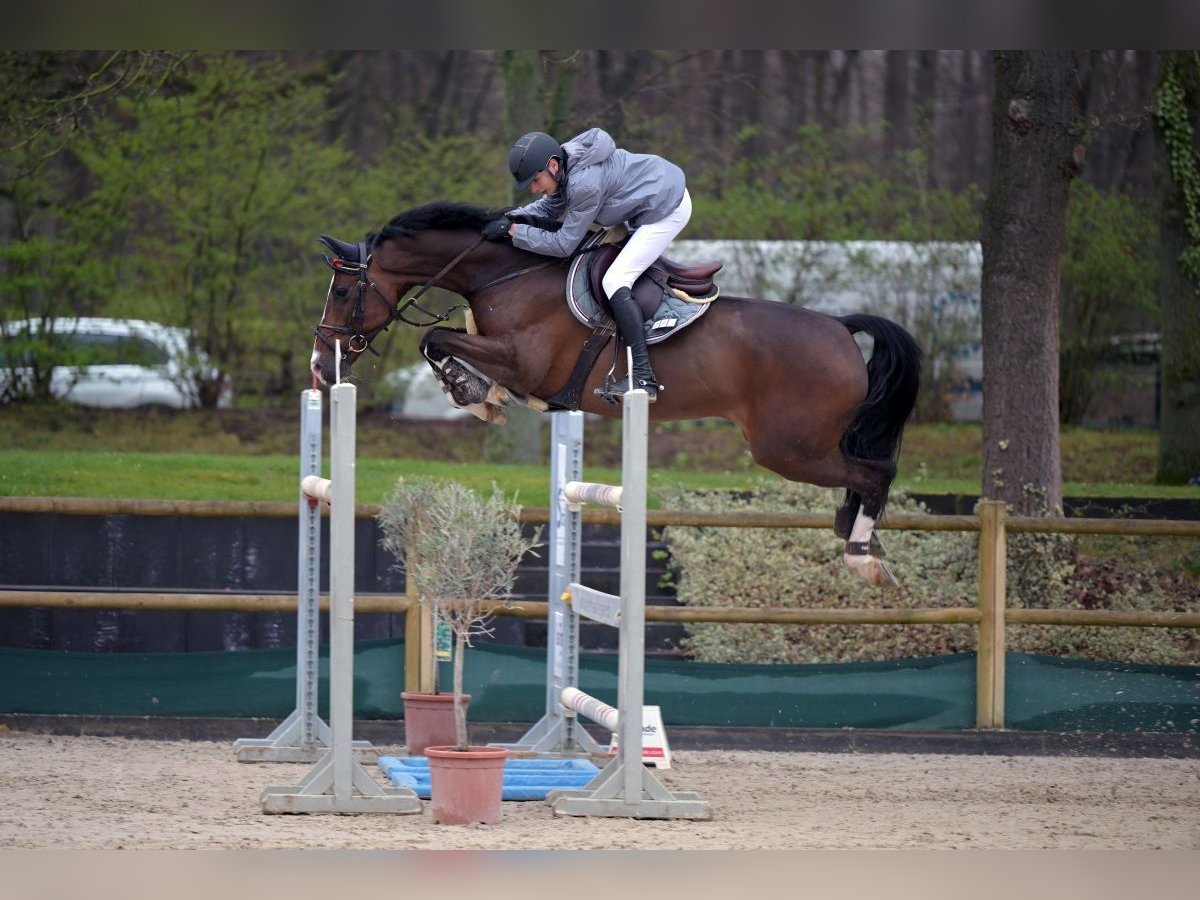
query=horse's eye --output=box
[333,285,350,300]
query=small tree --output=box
[377,479,541,750]
[1059,181,1157,424]
[75,52,356,406]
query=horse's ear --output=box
[317,234,361,263]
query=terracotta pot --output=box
[401,691,470,757]
[425,745,509,825]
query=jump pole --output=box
[491,408,605,757]
[547,386,711,820]
[233,387,371,764]
[260,370,421,815]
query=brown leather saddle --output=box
[587,243,721,317]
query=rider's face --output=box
[529,158,559,196]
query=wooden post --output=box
[976,499,1007,728]
[403,592,421,693]
[419,603,434,691]
[402,538,436,693]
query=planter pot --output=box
[425,745,509,825]
[401,691,470,757]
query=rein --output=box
[314,230,597,364]
[393,235,482,325]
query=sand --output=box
[1,729,1198,850]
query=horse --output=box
[310,201,922,587]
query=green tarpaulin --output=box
[1,642,1196,733]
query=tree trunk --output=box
[1153,52,1200,484]
[453,627,468,750]
[916,51,938,184]
[980,51,1082,515]
[884,51,911,160]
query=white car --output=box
[0,317,233,409]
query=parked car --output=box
[0,317,233,409]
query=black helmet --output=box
[508,131,563,190]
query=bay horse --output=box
[310,201,921,587]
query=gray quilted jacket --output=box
[510,127,686,258]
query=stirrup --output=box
[594,377,661,404]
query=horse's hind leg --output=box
[834,491,861,540]
[841,456,899,587]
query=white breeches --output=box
[601,189,692,297]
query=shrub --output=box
[659,480,1200,665]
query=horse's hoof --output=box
[438,360,489,406]
[870,557,899,588]
[464,402,506,425]
[843,553,899,588]
[869,530,888,558]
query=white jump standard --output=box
[233,388,371,764]
[492,409,607,757]
[259,380,421,815]
[547,387,711,820]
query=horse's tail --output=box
[836,314,923,463]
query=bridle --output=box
[313,238,471,363]
[313,233,568,364]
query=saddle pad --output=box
[566,254,713,346]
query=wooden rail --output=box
[2,496,1198,729]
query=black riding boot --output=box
[607,286,662,402]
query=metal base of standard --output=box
[546,756,712,820]
[490,712,607,757]
[233,710,377,763]
[260,752,422,815]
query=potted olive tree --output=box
[379,479,458,756]
[378,478,541,825]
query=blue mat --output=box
[378,755,601,801]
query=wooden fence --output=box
[2,497,1198,728]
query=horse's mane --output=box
[374,201,506,246]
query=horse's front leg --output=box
[420,328,490,407]
[420,327,537,410]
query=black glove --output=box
[481,219,510,241]
[507,213,562,232]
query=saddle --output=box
[587,243,721,318]
[545,239,723,411]
[564,240,721,346]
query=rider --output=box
[482,127,692,402]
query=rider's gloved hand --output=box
[507,213,562,232]
[481,219,511,241]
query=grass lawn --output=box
[0,404,1194,506]
[0,448,771,508]
[0,402,1195,505]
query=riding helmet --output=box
[508,131,564,189]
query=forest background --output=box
[0,50,1163,430]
